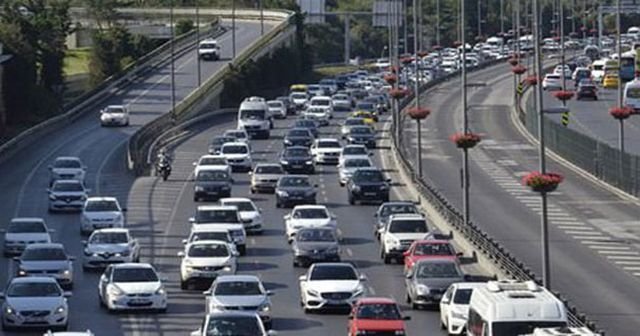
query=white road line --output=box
[622,266,640,271]
[568,231,605,236]
[614,260,640,265]
[587,245,630,250]
[598,250,640,255]
[607,255,640,260]
[580,239,616,244]
[558,225,594,231]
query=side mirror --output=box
[402,251,410,257]
[386,179,392,183]
[177,251,185,257]
[347,315,354,320]
[63,291,73,298]
[189,217,195,223]
[192,162,197,166]
[314,184,319,188]
[48,165,53,170]
[284,215,291,220]
[81,240,87,246]
[121,208,127,212]
[373,213,378,217]
[368,152,374,156]
[298,275,306,282]
[0,292,4,299]
[46,188,51,193]
[248,171,253,175]
[190,330,201,336]
[456,252,464,257]
[48,229,56,233]
[359,274,367,281]
[266,290,274,296]
[182,239,188,245]
[232,251,240,257]
[403,315,412,320]
[12,257,20,262]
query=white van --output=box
[467,280,567,336]
[237,96,272,139]
[527,327,601,336]
[590,59,607,83]
[623,79,640,111]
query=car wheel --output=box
[180,280,188,290]
[276,201,281,208]
[238,245,246,256]
[250,188,255,194]
[383,252,392,264]
[194,196,199,202]
[441,318,447,330]
[348,195,355,205]
[2,321,12,331]
[405,293,412,304]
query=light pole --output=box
[460,0,470,226]
[560,0,567,95]
[477,0,481,38]
[500,0,504,34]
[232,0,236,59]
[195,0,201,86]
[436,0,440,46]
[418,0,423,52]
[413,0,423,177]
[170,0,176,122]
[616,0,625,177]
[260,0,264,35]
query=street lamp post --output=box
[460,0,470,226]
[436,0,440,46]
[260,0,264,35]
[560,0,567,96]
[232,0,236,59]
[616,0,625,179]
[500,0,504,34]
[170,0,176,122]
[477,0,482,38]
[195,0,201,86]
[413,0,423,178]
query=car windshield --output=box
[197,210,238,223]
[415,262,461,278]
[343,146,367,155]
[226,131,247,139]
[491,321,567,336]
[192,232,229,242]
[7,282,61,297]
[453,288,473,304]
[201,157,227,165]
[214,281,263,296]
[85,200,119,212]
[297,229,336,242]
[223,201,255,212]
[54,159,81,169]
[627,87,640,98]
[291,93,307,100]
[197,171,230,182]
[188,244,229,257]
[289,130,311,137]
[286,148,310,157]
[255,165,283,174]
[414,243,453,256]
[53,182,83,192]
[240,110,265,120]
[334,95,348,100]
[389,220,428,233]
[292,208,329,219]
[8,221,46,233]
[211,137,234,146]
[546,75,560,80]
[380,204,418,217]
[309,265,357,280]
[105,106,125,113]
[307,107,325,113]
[344,159,371,168]
[312,99,331,106]
[22,247,67,261]
[352,170,384,183]
[205,316,261,336]
[317,141,340,148]
[356,303,401,320]
[222,145,248,154]
[112,267,159,282]
[90,232,128,244]
[279,177,311,187]
[593,64,604,70]
[356,103,375,110]
[268,102,282,108]
[295,121,315,128]
[350,127,373,135]
[200,43,217,49]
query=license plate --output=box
[292,165,302,169]
[26,317,46,322]
[433,295,442,300]
[364,192,377,196]
[130,299,149,304]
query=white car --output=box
[439,282,486,335]
[380,214,431,264]
[179,240,237,290]
[1,277,70,331]
[299,263,367,312]
[48,156,86,185]
[339,144,371,166]
[98,263,167,312]
[553,64,572,78]
[331,93,352,110]
[48,180,89,213]
[302,107,330,126]
[220,142,252,172]
[374,58,391,70]
[223,129,251,146]
[190,205,247,255]
[100,105,129,127]
[267,100,287,119]
[338,157,373,186]
[193,154,231,177]
[198,39,220,60]
[219,197,263,234]
[15,243,75,290]
[310,138,342,165]
[290,92,309,111]
[82,228,140,270]
[308,96,333,118]
[204,275,273,328]
[2,218,52,256]
[284,205,337,242]
[80,197,125,235]
[542,74,563,91]
[183,224,237,252]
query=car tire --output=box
[276,201,281,208]
[264,320,272,330]
[383,252,392,264]
[348,195,355,205]
[2,321,12,331]
[441,319,447,330]
[405,293,412,304]
[238,245,246,256]
[194,195,199,202]
[250,188,255,194]
[180,280,188,290]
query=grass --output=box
[64,48,91,76]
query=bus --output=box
[467,280,567,336]
[623,79,640,111]
[619,53,635,82]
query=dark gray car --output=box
[194,168,233,202]
[405,258,465,309]
[284,128,314,147]
[345,125,376,148]
[291,227,340,267]
[275,175,317,208]
[280,146,315,174]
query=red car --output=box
[403,239,461,274]
[348,298,409,336]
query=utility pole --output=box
[170,0,176,120]
[344,14,351,65]
[561,0,567,95]
[436,0,440,46]
[477,0,482,38]
[403,0,408,54]
[418,0,423,51]
[195,0,201,86]
[260,0,264,35]
[413,0,423,177]
[232,0,237,59]
[500,0,504,34]
[460,0,470,226]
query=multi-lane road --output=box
[0,20,273,335]
[401,61,640,335]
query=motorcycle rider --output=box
[156,148,172,179]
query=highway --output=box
[0,20,273,335]
[401,62,640,334]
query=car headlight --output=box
[352,186,361,192]
[451,309,466,319]
[380,185,389,190]
[259,302,271,312]
[385,237,400,247]
[280,160,289,165]
[210,304,226,311]
[326,246,339,254]
[394,330,406,335]
[276,190,289,197]
[17,269,27,276]
[108,285,124,297]
[62,269,71,275]
[304,190,315,197]
[416,284,430,295]
[83,249,94,256]
[306,289,319,297]
[223,265,233,272]
[4,305,15,315]
[195,186,205,192]
[55,305,66,314]
[49,194,57,200]
[353,286,364,297]
[284,139,292,144]
[118,249,130,257]
[305,160,313,165]
[155,287,166,295]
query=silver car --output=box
[48,180,88,213]
[249,163,285,194]
[405,258,466,309]
[15,243,75,290]
[204,275,273,329]
[48,156,86,186]
[2,218,53,256]
[341,117,367,136]
[1,277,70,331]
[338,157,373,186]
[82,228,140,270]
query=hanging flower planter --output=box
[388,65,399,74]
[384,74,398,85]
[453,40,462,47]
[580,26,587,32]
[389,88,408,100]
[553,90,575,102]
[417,50,429,57]
[511,65,527,75]
[508,57,519,66]
[525,75,539,86]
[522,171,564,193]
[449,132,482,149]
[609,106,633,120]
[406,107,431,120]
[401,56,414,65]
[432,45,442,51]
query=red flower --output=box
[553,90,575,102]
[522,171,564,193]
[384,74,398,85]
[417,50,429,57]
[449,132,482,149]
[389,88,408,99]
[508,57,519,66]
[525,75,539,85]
[401,56,414,65]
[511,65,527,75]
[609,106,633,120]
[388,65,399,73]
[432,45,442,51]
[580,26,587,32]
[406,107,431,120]
[453,40,462,47]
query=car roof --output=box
[353,167,381,172]
[292,205,328,210]
[11,217,45,223]
[92,228,129,234]
[187,239,229,246]
[311,262,356,269]
[190,224,232,232]
[86,197,118,202]
[206,311,261,318]
[215,274,261,283]
[389,213,425,220]
[200,39,217,44]
[285,145,310,150]
[221,142,248,147]
[220,197,254,203]
[197,166,230,172]
[112,262,154,269]
[197,205,238,211]
[10,276,59,284]
[280,174,310,179]
[25,242,63,250]
[450,282,487,290]
[54,156,81,161]
[413,239,451,245]
[254,163,282,168]
[356,297,398,305]
[315,138,340,142]
[414,257,458,265]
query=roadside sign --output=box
[297,0,325,24]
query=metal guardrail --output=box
[127,10,295,176]
[0,18,222,166]
[390,59,602,333]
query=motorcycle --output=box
[156,159,172,181]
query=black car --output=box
[208,135,236,154]
[193,168,233,201]
[280,146,315,174]
[345,125,376,148]
[576,82,598,100]
[291,227,340,267]
[347,167,390,205]
[284,128,314,147]
[276,96,296,115]
[293,119,319,138]
[275,175,317,208]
